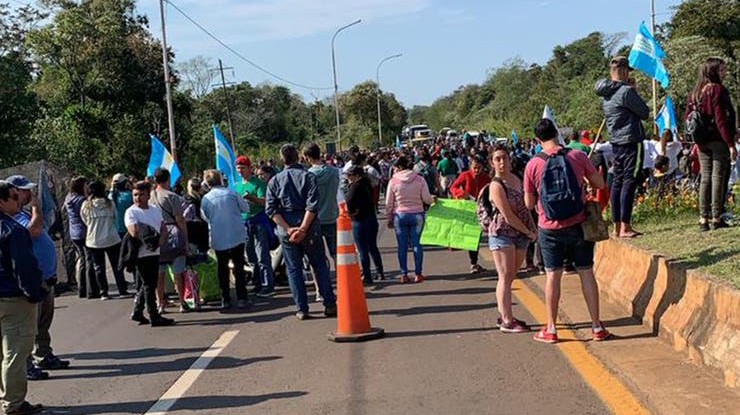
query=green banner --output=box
[420,198,481,251]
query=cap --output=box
[5,175,36,190]
[112,173,128,184]
[581,130,591,139]
[235,156,251,167]
[610,56,632,71]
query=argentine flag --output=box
[147,135,181,187]
[214,125,237,189]
[628,22,670,89]
[511,130,519,146]
[655,96,679,139]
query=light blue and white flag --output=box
[147,135,181,187]
[214,125,237,189]
[628,22,670,89]
[655,96,679,140]
[395,135,401,149]
[511,130,519,146]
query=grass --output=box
[630,212,740,289]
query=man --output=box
[125,181,175,327]
[201,170,252,310]
[0,180,46,414]
[5,175,70,382]
[266,144,337,320]
[524,119,610,344]
[595,56,650,238]
[566,131,590,153]
[303,143,340,264]
[235,156,275,298]
[150,168,189,313]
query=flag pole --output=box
[650,0,658,138]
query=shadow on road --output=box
[63,347,206,361]
[383,326,493,339]
[370,302,495,317]
[365,286,493,299]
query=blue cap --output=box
[5,175,36,190]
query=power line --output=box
[163,0,333,91]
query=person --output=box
[201,170,252,310]
[303,143,340,265]
[0,180,46,414]
[386,155,435,283]
[345,166,385,285]
[595,56,650,238]
[109,174,133,239]
[5,175,70,382]
[414,147,441,196]
[65,176,94,298]
[265,144,337,320]
[686,57,737,231]
[450,154,491,274]
[524,119,610,344]
[81,181,129,299]
[182,178,209,263]
[437,150,459,197]
[124,181,175,327]
[150,168,189,313]
[485,147,537,333]
[235,156,276,298]
[566,131,590,153]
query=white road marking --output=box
[145,330,239,414]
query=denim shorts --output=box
[538,225,594,272]
[159,255,187,274]
[488,234,530,251]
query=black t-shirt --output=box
[346,177,376,220]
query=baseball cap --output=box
[235,156,251,167]
[112,173,128,184]
[610,56,632,71]
[5,175,37,190]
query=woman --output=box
[450,154,491,273]
[487,145,537,333]
[386,155,434,283]
[81,181,129,298]
[686,58,737,231]
[65,176,93,297]
[183,178,209,263]
[109,174,133,240]
[346,166,385,285]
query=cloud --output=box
[168,0,432,43]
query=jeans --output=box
[393,213,425,276]
[89,243,128,296]
[538,225,595,272]
[352,216,384,281]
[133,256,160,318]
[0,298,37,413]
[610,142,642,224]
[72,239,95,298]
[245,222,275,292]
[215,243,247,303]
[278,213,336,313]
[320,223,337,261]
[698,140,731,220]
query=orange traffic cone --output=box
[328,201,385,342]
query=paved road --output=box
[30,225,610,415]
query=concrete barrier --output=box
[594,239,740,388]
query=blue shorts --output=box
[538,225,594,272]
[488,234,530,251]
[159,255,187,274]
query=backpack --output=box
[685,86,715,145]
[476,177,505,232]
[536,148,584,220]
[417,162,438,195]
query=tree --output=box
[339,81,407,147]
[177,55,216,99]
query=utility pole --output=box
[159,0,177,160]
[213,59,237,151]
[650,0,658,137]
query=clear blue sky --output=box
[138,0,682,107]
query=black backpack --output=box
[685,87,715,145]
[536,149,584,220]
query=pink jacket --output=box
[385,170,434,216]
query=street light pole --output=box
[376,53,402,148]
[331,19,361,153]
[159,0,177,160]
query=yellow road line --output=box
[512,279,651,415]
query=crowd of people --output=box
[0,55,736,414]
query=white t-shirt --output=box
[643,140,658,169]
[124,204,163,257]
[658,141,682,175]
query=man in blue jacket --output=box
[595,56,650,238]
[0,180,46,414]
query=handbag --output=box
[153,190,187,263]
[581,201,609,242]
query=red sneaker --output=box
[414,274,425,283]
[533,328,558,344]
[400,275,410,284]
[592,325,612,341]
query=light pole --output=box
[331,19,361,152]
[376,53,402,148]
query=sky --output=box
[135,0,683,107]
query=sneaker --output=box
[699,222,710,232]
[256,289,276,298]
[497,318,530,333]
[157,306,166,315]
[533,328,558,344]
[35,354,70,370]
[295,311,310,320]
[220,301,232,312]
[236,299,253,310]
[362,277,375,286]
[711,220,730,230]
[6,401,44,414]
[414,274,425,283]
[400,275,410,284]
[130,312,150,325]
[100,293,110,301]
[26,365,49,381]
[179,303,191,313]
[315,294,323,303]
[592,325,613,341]
[470,264,485,274]
[150,316,175,327]
[324,306,337,317]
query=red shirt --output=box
[450,170,491,200]
[524,147,596,230]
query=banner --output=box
[420,199,481,251]
[655,96,679,140]
[214,125,237,190]
[147,135,181,187]
[628,22,670,89]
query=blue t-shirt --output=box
[13,210,57,280]
[111,191,133,234]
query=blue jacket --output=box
[266,165,320,219]
[0,212,46,302]
[595,79,650,146]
